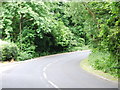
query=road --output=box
[1,50,118,88]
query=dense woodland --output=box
[0,1,120,77]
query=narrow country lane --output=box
[1,50,118,88]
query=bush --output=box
[89,50,118,77]
[0,40,18,61]
[17,51,34,61]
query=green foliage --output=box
[47,2,85,46]
[51,21,76,47]
[0,40,18,61]
[68,2,120,77]
[1,2,80,61]
[89,50,118,77]
[17,51,33,61]
[1,1,119,77]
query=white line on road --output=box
[43,72,47,79]
[42,50,91,89]
[48,80,59,88]
[43,61,60,89]
[43,67,47,72]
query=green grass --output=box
[88,51,118,77]
[80,59,118,82]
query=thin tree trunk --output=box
[19,4,22,51]
[20,14,22,50]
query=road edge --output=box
[80,58,118,83]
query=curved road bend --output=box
[2,50,118,88]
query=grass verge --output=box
[80,59,118,82]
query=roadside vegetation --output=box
[80,59,118,81]
[0,1,119,77]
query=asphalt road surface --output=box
[1,50,118,88]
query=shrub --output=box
[17,51,34,61]
[0,40,18,61]
[89,50,118,77]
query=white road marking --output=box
[42,50,91,88]
[43,72,47,79]
[48,80,59,88]
[43,67,47,72]
[43,61,60,88]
